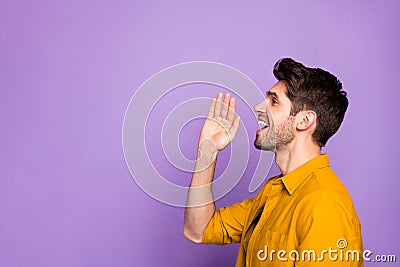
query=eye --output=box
[271,98,278,106]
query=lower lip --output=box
[257,127,269,134]
[256,129,262,134]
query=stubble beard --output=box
[254,116,295,151]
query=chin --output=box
[254,140,262,150]
[254,139,275,152]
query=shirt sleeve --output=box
[296,193,363,266]
[202,196,255,245]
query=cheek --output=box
[270,105,292,123]
[270,113,285,128]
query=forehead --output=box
[267,81,288,96]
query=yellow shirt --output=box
[202,154,363,266]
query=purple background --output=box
[1,1,399,266]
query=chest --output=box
[241,184,304,264]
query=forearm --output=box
[183,93,240,243]
[183,141,218,243]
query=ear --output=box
[296,110,317,131]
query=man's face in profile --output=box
[254,81,296,151]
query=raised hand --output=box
[199,93,241,152]
[184,93,240,238]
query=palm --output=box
[199,93,240,151]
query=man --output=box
[183,58,363,266]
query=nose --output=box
[254,99,268,113]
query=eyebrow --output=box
[267,91,279,99]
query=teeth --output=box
[258,121,269,129]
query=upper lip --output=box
[258,116,269,125]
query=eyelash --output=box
[271,98,278,106]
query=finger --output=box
[229,116,241,140]
[207,98,216,118]
[227,97,236,122]
[214,93,223,117]
[221,93,230,118]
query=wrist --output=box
[198,139,218,160]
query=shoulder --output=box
[294,168,361,239]
[301,166,353,205]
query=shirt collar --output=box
[281,154,330,195]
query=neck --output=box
[275,139,321,176]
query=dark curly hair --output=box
[273,58,348,147]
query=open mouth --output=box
[256,120,269,135]
[258,120,269,130]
